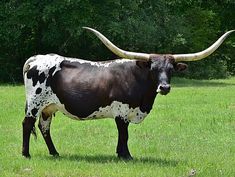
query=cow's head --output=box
[147,54,187,95]
[84,27,234,95]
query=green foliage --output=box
[0,0,234,82]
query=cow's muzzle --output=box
[157,84,171,95]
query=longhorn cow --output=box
[22,27,234,159]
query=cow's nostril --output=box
[160,84,171,93]
[165,85,170,90]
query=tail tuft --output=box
[31,125,37,140]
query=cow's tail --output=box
[23,57,38,140]
[23,56,37,80]
[31,124,37,140]
[24,102,38,140]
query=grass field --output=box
[0,77,235,177]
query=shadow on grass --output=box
[45,154,179,167]
[172,78,235,87]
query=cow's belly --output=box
[57,101,148,124]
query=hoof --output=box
[118,154,133,161]
[22,153,31,159]
[50,152,60,157]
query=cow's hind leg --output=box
[115,116,133,160]
[38,111,59,156]
[22,116,36,158]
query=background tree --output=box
[0,0,234,82]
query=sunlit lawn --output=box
[0,77,234,177]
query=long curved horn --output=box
[173,30,235,62]
[83,27,150,60]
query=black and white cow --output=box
[22,28,234,159]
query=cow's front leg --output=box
[38,112,59,156]
[115,116,133,160]
[22,116,36,158]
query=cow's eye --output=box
[168,65,174,73]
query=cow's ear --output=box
[136,60,151,69]
[174,63,188,72]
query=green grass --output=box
[0,77,235,177]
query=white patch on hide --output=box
[87,101,147,124]
[65,57,132,67]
